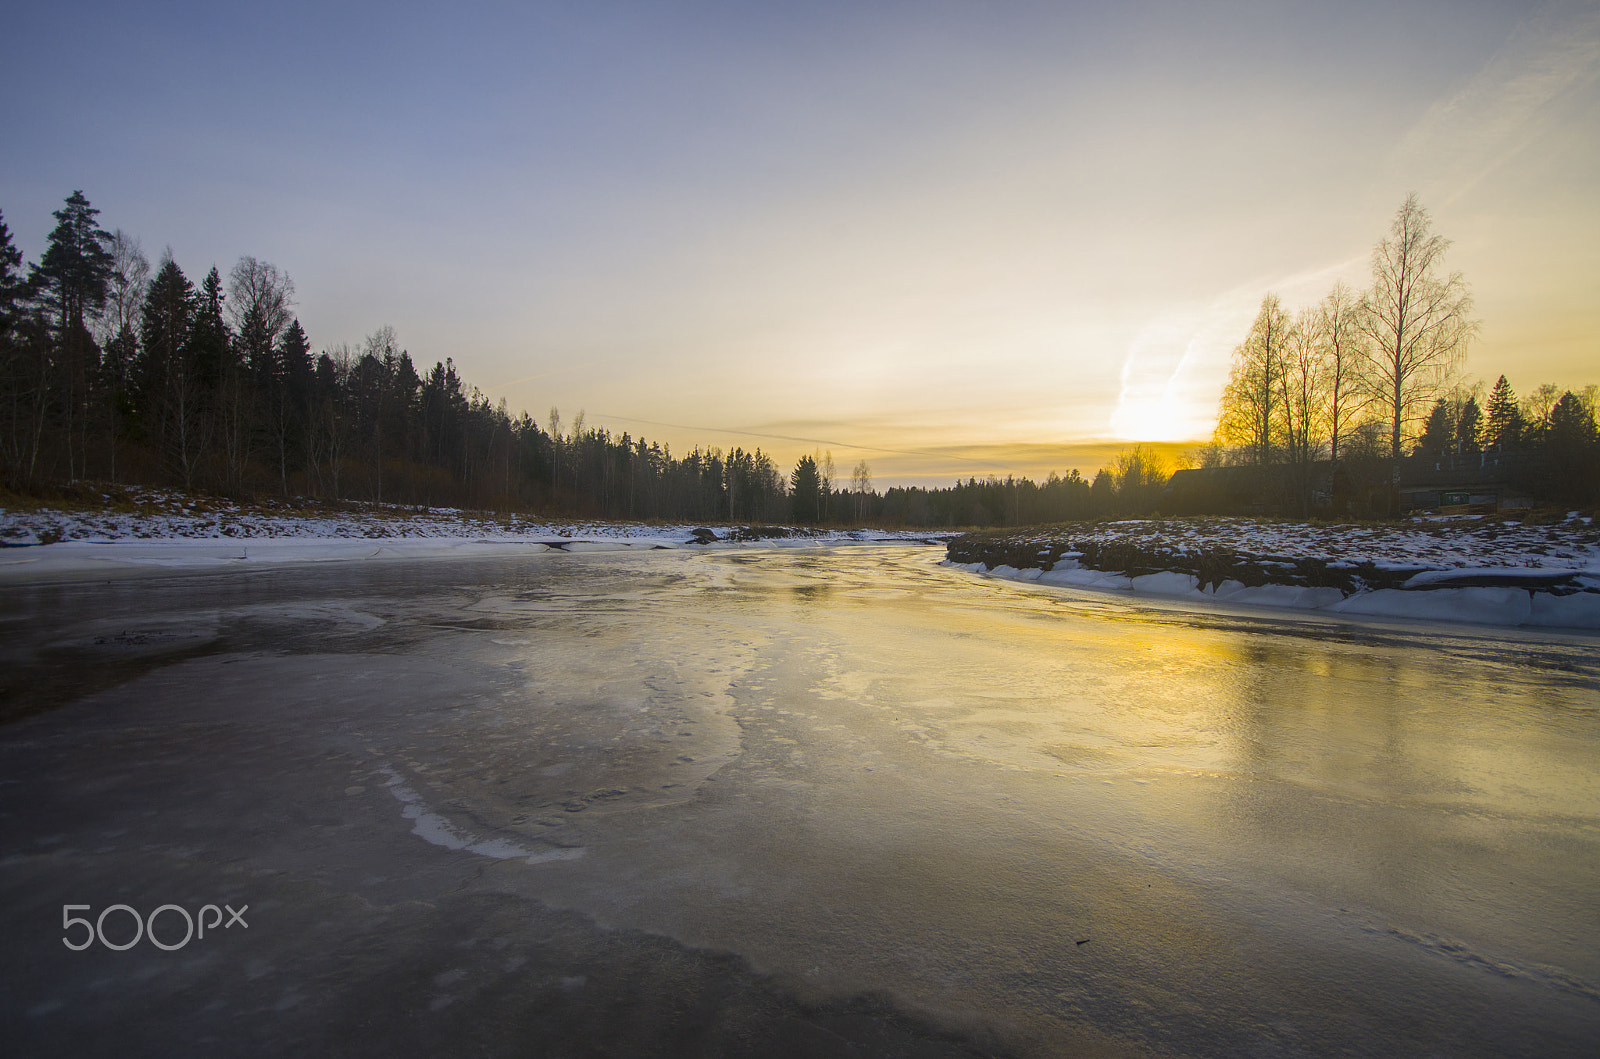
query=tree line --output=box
[5,191,1178,527]
[1211,195,1598,511]
[0,192,811,522]
[9,191,1585,528]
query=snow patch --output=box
[947,515,1600,630]
[380,766,583,865]
[1528,591,1600,628]
[973,561,1597,629]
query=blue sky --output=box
[4,1,1596,484]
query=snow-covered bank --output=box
[945,516,1600,630]
[0,489,946,582]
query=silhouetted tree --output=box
[1539,391,1599,503]
[94,231,149,482]
[790,455,821,523]
[1357,194,1478,464]
[0,209,42,486]
[1318,282,1364,466]
[1113,446,1169,514]
[1485,375,1524,451]
[30,191,113,479]
[1520,383,1562,444]
[1416,399,1453,457]
[850,459,872,521]
[137,256,204,487]
[1217,294,1291,465]
[1455,396,1482,456]
[266,318,312,494]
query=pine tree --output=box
[1484,375,1524,451]
[29,191,112,338]
[29,192,114,479]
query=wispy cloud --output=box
[1109,255,1369,443]
[587,412,1010,467]
[1391,1,1600,205]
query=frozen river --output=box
[3,544,1599,1056]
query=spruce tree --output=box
[1547,392,1597,449]
[268,318,313,495]
[138,257,204,486]
[1485,375,1524,451]
[138,258,195,387]
[1416,399,1453,457]
[1543,392,1599,503]
[1455,396,1483,456]
[790,455,821,524]
[279,319,312,385]
[190,266,233,387]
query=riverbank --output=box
[945,515,1600,629]
[0,487,948,583]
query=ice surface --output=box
[5,544,1599,1057]
[381,766,584,865]
[0,506,941,582]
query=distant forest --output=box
[2,192,1594,529]
[0,192,1135,527]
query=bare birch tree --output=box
[1356,195,1479,463]
[96,231,150,349]
[1316,281,1364,466]
[819,449,835,522]
[850,459,872,521]
[1278,309,1333,513]
[97,231,149,482]
[1281,309,1328,466]
[1215,293,1291,464]
[1521,383,1561,434]
[226,256,296,367]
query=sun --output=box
[1109,393,1204,443]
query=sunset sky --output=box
[3,1,1596,486]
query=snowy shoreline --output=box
[943,517,1600,631]
[0,533,939,582]
[0,492,945,583]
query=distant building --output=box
[1163,448,1535,517]
[1163,465,1281,514]
[1396,449,1534,514]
